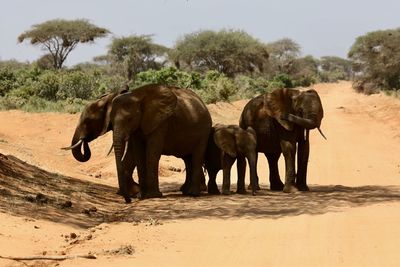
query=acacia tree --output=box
[103,35,168,80]
[348,28,400,90]
[171,29,269,77]
[18,19,110,69]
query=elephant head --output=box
[265,88,325,136]
[62,89,127,162]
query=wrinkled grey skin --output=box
[205,124,258,195]
[239,88,324,193]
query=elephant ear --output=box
[99,92,119,135]
[264,88,299,131]
[213,125,237,158]
[141,86,178,135]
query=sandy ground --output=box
[0,81,400,266]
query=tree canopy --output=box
[266,38,301,76]
[171,29,269,77]
[348,28,400,90]
[18,19,109,69]
[104,35,169,80]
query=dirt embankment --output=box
[1,81,400,267]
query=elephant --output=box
[205,124,258,195]
[64,84,212,203]
[62,88,142,197]
[239,87,325,193]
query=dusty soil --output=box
[0,81,400,266]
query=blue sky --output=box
[1,0,399,66]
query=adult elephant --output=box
[64,84,212,203]
[239,87,325,193]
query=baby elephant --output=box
[205,124,258,195]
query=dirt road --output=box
[0,81,400,266]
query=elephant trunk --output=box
[71,131,91,162]
[286,113,320,130]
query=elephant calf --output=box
[205,124,258,195]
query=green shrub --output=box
[36,71,60,100]
[132,67,202,89]
[234,75,270,98]
[199,71,238,103]
[273,74,293,88]
[57,71,96,100]
[0,68,17,96]
[0,95,27,110]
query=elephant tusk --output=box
[61,139,83,150]
[121,140,129,162]
[106,144,114,156]
[317,127,327,140]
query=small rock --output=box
[70,233,77,239]
[42,251,47,255]
[83,206,98,215]
[60,200,72,209]
[95,173,102,179]
[86,234,93,240]
[34,225,40,229]
[35,193,49,204]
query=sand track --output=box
[0,81,400,266]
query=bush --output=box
[0,68,17,96]
[36,71,60,100]
[273,74,293,88]
[199,71,238,103]
[132,67,201,89]
[57,71,96,100]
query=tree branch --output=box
[0,254,97,261]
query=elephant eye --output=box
[297,108,303,116]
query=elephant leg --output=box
[266,153,284,191]
[280,140,298,193]
[184,140,207,197]
[247,153,261,190]
[113,134,133,203]
[142,132,164,199]
[222,153,236,195]
[131,137,147,199]
[180,156,192,193]
[122,136,140,197]
[207,168,220,195]
[236,156,246,194]
[117,147,140,198]
[247,153,258,196]
[296,130,310,191]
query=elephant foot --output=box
[116,182,141,198]
[247,184,261,190]
[129,182,141,197]
[283,184,298,193]
[207,183,220,195]
[236,189,247,195]
[200,183,208,192]
[180,183,188,192]
[270,181,284,191]
[296,183,310,191]
[123,196,132,204]
[141,190,163,199]
[222,189,233,195]
[183,186,200,197]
